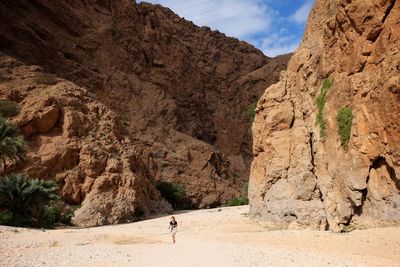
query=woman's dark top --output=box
[170,221,177,228]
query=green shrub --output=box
[59,205,80,225]
[0,210,12,225]
[39,205,61,228]
[336,106,353,151]
[156,181,189,209]
[227,197,249,206]
[247,103,256,122]
[0,116,26,170]
[0,174,60,227]
[247,103,257,137]
[316,79,333,138]
[38,203,78,227]
[242,182,249,196]
[340,224,355,233]
[247,126,252,136]
[0,99,19,118]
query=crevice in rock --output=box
[261,192,266,202]
[367,28,383,42]
[382,0,396,23]
[352,189,367,216]
[284,213,298,219]
[309,132,323,200]
[337,19,350,44]
[350,162,374,217]
[353,156,400,218]
[371,156,400,190]
[348,16,362,36]
[134,207,145,219]
[309,132,315,173]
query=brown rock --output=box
[0,0,289,225]
[249,0,400,231]
[20,104,59,137]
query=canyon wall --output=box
[249,0,400,231]
[0,0,288,226]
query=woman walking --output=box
[169,216,178,244]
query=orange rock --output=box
[0,0,289,225]
[249,0,400,231]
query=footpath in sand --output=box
[1,205,399,267]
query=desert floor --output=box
[1,205,399,267]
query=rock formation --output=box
[249,0,400,231]
[0,0,288,226]
[0,54,172,226]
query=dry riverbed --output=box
[1,206,399,267]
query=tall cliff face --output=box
[250,0,400,231]
[0,1,289,226]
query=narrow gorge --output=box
[0,0,288,226]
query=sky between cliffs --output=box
[140,0,315,57]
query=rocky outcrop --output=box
[0,0,288,225]
[0,55,171,226]
[249,0,400,231]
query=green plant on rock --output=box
[316,79,333,138]
[247,103,256,122]
[336,106,353,152]
[227,197,249,206]
[0,99,19,118]
[0,116,26,171]
[340,224,355,233]
[247,103,257,137]
[227,182,249,207]
[0,174,60,227]
[242,182,249,196]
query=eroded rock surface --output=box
[0,0,288,225]
[0,55,171,226]
[250,0,400,231]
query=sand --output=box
[1,205,399,267]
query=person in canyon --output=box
[169,216,178,244]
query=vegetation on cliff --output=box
[227,182,249,206]
[0,99,19,118]
[316,79,333,138]
[0,116,74,228]
[336,106,353,151]
[247,103,257,136]
[0,116,25,171]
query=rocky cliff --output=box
[249,0,400,231]
[0,0,288,226]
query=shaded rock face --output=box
[0,0,288,225]
[249,0,400,231]
[0,55,171,226]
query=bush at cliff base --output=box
[0,174,75,228]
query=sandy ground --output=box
[1,206,400,267]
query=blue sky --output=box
[140,0,315,57]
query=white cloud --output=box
[147,0,275,38]
[290,0,313,24]
[141,0,313,57]
[253,32,300,57]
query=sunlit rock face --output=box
[249,0,400,231]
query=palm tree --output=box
[0,174,60,226]
[0,116,26,172]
